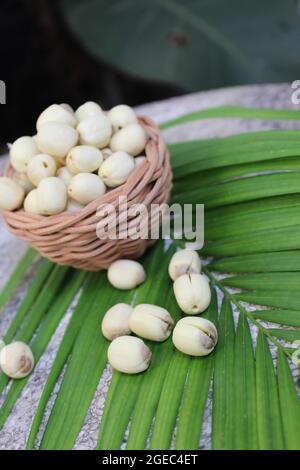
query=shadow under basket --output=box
[1,117,172,271]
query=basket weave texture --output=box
[1,117,172,271]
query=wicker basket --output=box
[1,117,172,271]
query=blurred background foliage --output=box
[1,0,300,148]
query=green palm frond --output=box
[277,350,300,449]
[211,298,235,449]
[160,105,300,130]
[1,105,300,449]
[0,269,86,429]
[0,248,37,311]
[175,289,217,450]
[233,314,257,450]
[256,331,284,450]
[40,272,129,450]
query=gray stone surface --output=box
[0,83,300,449]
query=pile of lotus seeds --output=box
[0,250,217,380]
[0,102,147,215]
[104,249,218,374]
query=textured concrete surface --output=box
[0,83,300,449]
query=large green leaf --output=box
[60,0,300,90]
[277,350,300,449]
[171,131,300,179]
[222,272,300,291]
[268,329,300,342]
[174,173,300,208]
[256,332,284,450]
[150,349,190,450]
[40,272,128,450]
[253,309,300,328]
[97,242,170,450]
[233,315,257,450]
[97,372,143,450]
[126,299,180,449]
[0,265,70,397]
[4,259,54,344]
[203,225,300,257]
[161,106,300,130]
[210,251,300,273]
[26,272,96,449]
[235,290,300,311]
[205,198,300,240]
[0,248,37,311]
[175,288,218,450]
[174,158,300,199]
[0,269,86,430]
[211,298,235,449]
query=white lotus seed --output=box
[10,136,39,173]
[60,103,74,114]
[36,104,77,130]
[37,177,67,215]
[27,154,57,186]
[135,156,146,168]
[0,177,25,211]
[101,303,133,341]
[107,259,146,290]
[57,166,73,187]
[98,151,135,188]
[172,317,218,356]
[77,115,112,148]
[129,304,174,342]
[108,104,137,129]
[66,199,85,212]
[68,173,106,205]
[107,336,151,374]
[75,101,103,122]
[66,145,103,174]
[173,273,211,315]
[0,341,34,379]
[12,172,35,194]
[24,189,40,214]
[168,249,201,281]
[110,123,147,156]
[36,122,78,158]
